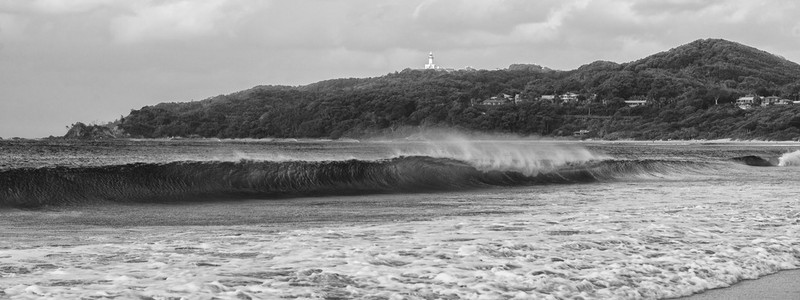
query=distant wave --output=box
[0,157,711,208]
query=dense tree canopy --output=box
[114,39,800,141]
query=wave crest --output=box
[778,150,800,167]
[390,138,606,176]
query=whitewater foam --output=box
[778,150,800,166]
[2,177,798,299]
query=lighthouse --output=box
[424,52,437,69]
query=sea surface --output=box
[0,137,798,299]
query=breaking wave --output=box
[778,150,800,166]
[389,138,604,176]
[731,151,800,167]
[731,155,775,166]
[0,156,710,208]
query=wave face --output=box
[0,156,708,207]
[731,155,775,166]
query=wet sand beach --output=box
[675,269,800,300]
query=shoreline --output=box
[673,269,800,300]
[5,136,800,144]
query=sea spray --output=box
[389,133,607,176]
[778,150,800,166]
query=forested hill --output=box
[115,39,800,140]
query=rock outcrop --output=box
[64,122,121,139]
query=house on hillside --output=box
[623,98,648,107]
[540,95,557,103]
[736,95,759,109]
[760,96,793,106]
[560,92,579,103]
[479,93,516,106]
[761,96,780,107]
[573,129,590,137]
[622,95,648,107]
[513,94,528,104]
[481,97,509,106]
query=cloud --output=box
[392,0,589,54]
[410,0,562,48]
[631,0,723,16]
[508,0,590,44]
[337,2,420,51]
[30,0,116,14]
[412,0,554,34]
[0,12,28,39]
[0,0,116,14]
[109,0,260,43]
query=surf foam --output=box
[778,150,800,166]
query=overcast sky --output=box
[2,0,800,138]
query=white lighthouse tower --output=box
[424,52,437,69]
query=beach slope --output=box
[673,269,800,300]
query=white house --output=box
[540,95,556,102]
[736,95,758,109]
[624,100,647,107]
[481,97,510,106]
[761,96,780,107]
[560,92,579,103]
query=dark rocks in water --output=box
[731,155,774,166]
[63,122,122,139]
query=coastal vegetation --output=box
[63,122,122,139]
[92,39,800,140]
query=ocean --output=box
[0,137,798,299]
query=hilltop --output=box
[626,39,800,85]
[110,39,800,141]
